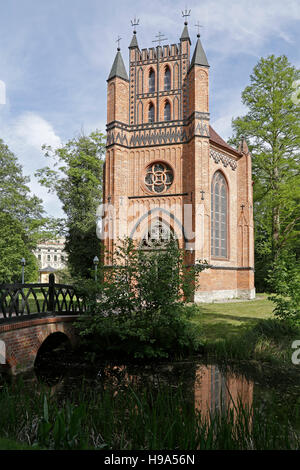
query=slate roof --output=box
[190,36,209,67]
[107,50,129,82]
[129,32,139,49]
[209,125,241,156]
[180,23,191,44]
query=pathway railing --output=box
[0,274,86,324]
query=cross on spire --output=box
[195,21,203,37]
[181,7,191,24]
[152,31,168,46]
[116,36,122,51]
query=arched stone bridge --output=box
[0,274,86,375]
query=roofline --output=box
[210,140,242,158]
[106,75,129,83]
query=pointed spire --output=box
[180,22,191,44]
[107,48,129,82]
[238,136,250,155]
[129,31,139,49]
[190,34,209,68]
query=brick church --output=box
[102,19,255,302]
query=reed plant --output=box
[0,376,299,450]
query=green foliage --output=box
[268,253,300,323]
[228,55,300,291]
[36,395,88,450]
[36,131,106,279]
[1,376,300,450]
[0,213,38,283]
[76,238,208,359]
[0,138,56,282]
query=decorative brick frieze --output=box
[210,148,237,171]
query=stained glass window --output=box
[211,171,228,258]
[144,162,174,193]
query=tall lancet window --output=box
[211,171,228,258]
[148,103,155,123]
[149,69,155,92]
[164,66,171,90]
[164,101,171,121]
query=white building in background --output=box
[33,238,68,282]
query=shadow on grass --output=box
[192,309,263,343]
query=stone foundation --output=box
[194,288,256,303]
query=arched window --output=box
[164,101,171,121]
[164,66,171,90]
[140,219,176,250]
[211,171,228,258]
[148,103,155,123]
[149,69,155,93]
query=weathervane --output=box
[131,16,140,33]
[152,31,168,46]
[181,7,191,24]
[195,21,203,37]
[116,35,122,50]
[131,17,140,28]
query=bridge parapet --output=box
[0,273,86,325]
[0,275,87,374]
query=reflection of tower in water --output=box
[194,365,253,421]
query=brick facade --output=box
[102,23,255,302]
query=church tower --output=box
[102,18,255,302]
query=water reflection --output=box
[33,360,254,419]
[194,364,253,419]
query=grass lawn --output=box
[189,294,300,369]
[191,294,274,344]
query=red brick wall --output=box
[104,32,255,301]
[0,316,78,375]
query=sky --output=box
[0,0,299,218]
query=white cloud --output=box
[195,0,300,56]
[0,110,64,217]
[13,112,61,151]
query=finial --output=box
[131,16,140,34]
[152,31,168,46]
[116,36,122,51]
[181,6,191,24]
[195,21,203,38]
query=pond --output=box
[1,349,300,450]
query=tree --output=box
[0,138,52,282]
[36,131,106,279]
[228,55,300,290]
[0,213,38,283]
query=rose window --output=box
[144,162,174,193]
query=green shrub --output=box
[267,253,300,324]
[76,238,208,359]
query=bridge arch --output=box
[0,316,78,375]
